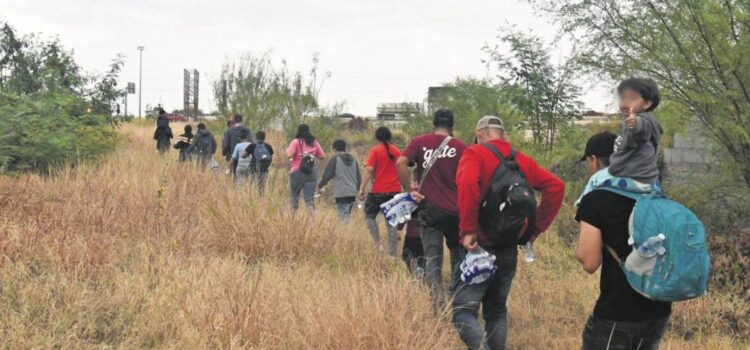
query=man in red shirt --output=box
[453,116,565,350]
[396,108,466,309]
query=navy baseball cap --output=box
[580,132,617,161]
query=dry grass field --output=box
[0,123,746,349]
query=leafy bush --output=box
[0,22,121,174]
[0,91,117,173]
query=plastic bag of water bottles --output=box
[460,247,498,285]
[379,192,418,227]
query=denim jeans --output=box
[364,193,399,257]
[335,198,355,223]
[452,246,517,350]
[235,168,251,187]
[290,168,318,210]
[419,204,461,309]
[582,315,669,350]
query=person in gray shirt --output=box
[575,78,664,207]
[221,114,253,163]
[317,139,361,223]
[609,78,664,184]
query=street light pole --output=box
[138,46,144,118]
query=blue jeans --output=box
[452,246,517,350]
[335,198,355,223]
[582,315,669,350]
[290,168,318,210]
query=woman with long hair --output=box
[358,126,402,256]
[285,124,325,210]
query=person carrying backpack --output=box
[243,131,274,195]
[153,122,173,154]
[317,139,361,223]
[285,124,325,211]
[189,123,217,168]
[454,116,565,350]
[575,132,709,350]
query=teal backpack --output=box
[601,188,710,302]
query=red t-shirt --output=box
[401,133,466,214]
[366,143,402,194]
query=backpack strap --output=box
[481,143,506,161]
[604,244,623,265]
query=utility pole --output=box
[125,82,135,118]
[137,46,144,118]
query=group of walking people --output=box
[304,78,687,350]
[151,78,705,350]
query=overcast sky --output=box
[1,0,614,116]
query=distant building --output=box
[376,102,422,123]
[574,109,616,126]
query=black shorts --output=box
[364,193,399,218]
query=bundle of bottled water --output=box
[379,192,419,227]
[460,247,498,285]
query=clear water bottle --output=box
[624,234,666,274]
[380,192,418,227]
[520,242,535,263]
[635,234,667,258]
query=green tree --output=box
[88,54,125,118]
[483,27,582,152]
[529,0,750,186]
[413,77,522,143]
[213,52,329,138]
[0,22,120,173]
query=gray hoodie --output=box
[609,112,663,183]
[318,153,361,199]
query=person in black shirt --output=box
[242,131,274,195]
[575,132,671,350]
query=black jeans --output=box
[582,315,669,350]
[418,204,461,309]
[452,246,517,350]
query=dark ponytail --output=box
[295,124,316,146]
[375,126,394,161]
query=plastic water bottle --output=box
[624,234,666,274]
[379,192,418,227]
[520,242,535,263]
[460,247,498,285]
[635,234,667,258]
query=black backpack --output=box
[193,137,211,156]
[479,143,537,246]
[298,139,315,175]
[254,142,273,171]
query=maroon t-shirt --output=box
[401,133,466,214]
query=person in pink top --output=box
[285,124,325,210]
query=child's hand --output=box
[625,105,638,129]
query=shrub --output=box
[0,91,118,173]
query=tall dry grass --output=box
[0,123,746,349]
